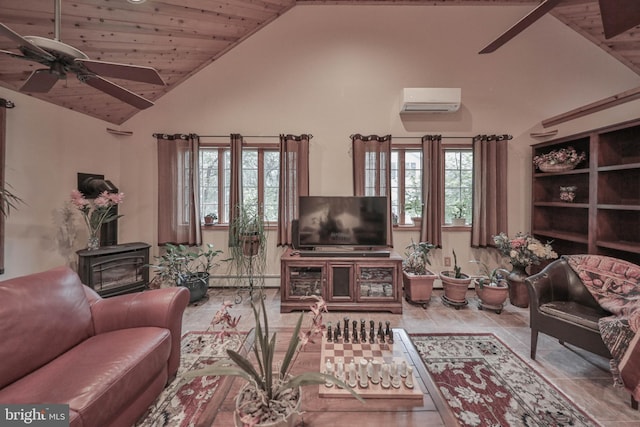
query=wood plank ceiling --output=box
[0,0,638,125]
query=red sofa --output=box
[0,266,190,426]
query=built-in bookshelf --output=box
[531,118,640,264]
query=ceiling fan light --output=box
[127,0,147,4]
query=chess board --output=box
[318,334,423,399]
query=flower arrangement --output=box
[493,232,558,268]
[533,146,586,170]
[188,296,362,426]
[70,190,124,248]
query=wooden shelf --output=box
[531,118,640,263]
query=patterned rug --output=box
[136,331,247,427]
[410,333,601,427]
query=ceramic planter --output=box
[475,279,509,314]
[439,271,471,307]
[177,272,209,303]
[402,270,436,307]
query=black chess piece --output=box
[378,321,385,343]
[352,320,358,343]
[360,319,367,343]
[386,320,394,344]
[326,322,333,341]
[369,320,375,343]
[335,323,341,343]
[344,317,350,343]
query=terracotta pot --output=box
[402,271,436,303]
[475,280,509,308]
[451,218,466,226]
[241,234,261,257]
[439,271,471,303]
[507,265,530,308]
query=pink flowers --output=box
[493,232,558,268]
[211,301,242,341]
[533,146,586,169]
[70,190,124,238]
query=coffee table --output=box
[194,328,456,426]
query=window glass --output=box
[444,149,473,224]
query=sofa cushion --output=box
[0,266,94,389]
[0,327,171,427]
[539,301,604,330]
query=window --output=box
[390,145,473,227]
[444,148,473,224]
[391,148,422,226]
[199,142,279,224]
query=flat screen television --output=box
[297,196,388,248]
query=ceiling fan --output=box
[479,0,640,54]
[0,0,164,109]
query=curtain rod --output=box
[199,134,313,139]
[393,135,512,140]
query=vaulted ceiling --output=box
[0,0,638,125]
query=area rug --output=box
[410,333,601,427]
[136,331,247,427]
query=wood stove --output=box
[77,242,150,297]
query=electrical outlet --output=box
[444,257,451,267]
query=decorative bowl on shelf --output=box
[559,186,577,203]
[538,162,578,172]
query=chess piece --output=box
[336,358,345,387]
[386,320,394,344]
[379,326,385,344]
[405,366,414,389]
[369,320,375,343]
[390,360,397,377]
[391,371,401,389]
[334,323,341,343]
[399,360,408,378]
[360,319,367,343]
[352,320,358,343]
[348,360,357,388]
[358,359,368,388]
[371,360,381,384]
[344,317,350,343]
[381,363,390,389]
[325,358,334,387]
[326,322,332,342]
[367,359,373,378]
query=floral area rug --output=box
[410,333,601,427]
[136,331,246,427]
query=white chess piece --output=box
[359,358,369,388]
[405,366,414,389]
[336,358,345,388]
[371,360,381,384]
[367,359,373,378]
[348,361,357,388]
[325,358,334,388]
[381,363,390,389]
[399,360,408,378]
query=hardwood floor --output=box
[182,287,640,426]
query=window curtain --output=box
[421,135,443,247]
[156,133,201,246]
[351,134,393,247]
[471,134,509,247]
[277,134,310,246]
[0,99,8,274]
[228,133,243,246]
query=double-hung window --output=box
[444,147,473,225]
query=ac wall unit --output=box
[401,88,461,113]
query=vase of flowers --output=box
[493,232,558,307]
[70,190,124,250]
[533,146,586,172]
[559,186,577,202]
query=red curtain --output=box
[277,134,310,246]
[420,135,443,247]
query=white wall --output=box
[2,5,640,280]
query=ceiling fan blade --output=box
[80,75,154,109]
[479,0,563,54]
[0,49,27,60]
[76,58,165,86]
[20,69,59,93]
[0,23,55,61]
[599,0,640,39]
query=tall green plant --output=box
[227,203,267,290]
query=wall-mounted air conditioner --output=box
[400,88,461,113]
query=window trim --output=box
[442,143,472,230]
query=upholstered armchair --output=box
[524,257,612,360]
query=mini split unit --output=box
[400,88,461,113]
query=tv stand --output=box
[280,248,402,313]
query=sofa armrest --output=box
[85,286,190,378]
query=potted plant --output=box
[405,196,423,227]
[450,201,467,226]
[471,260,510,313]
[533,146,586,172]
[402,240,437,307]
[148,243,223,303]
[187,296,363,426]
[0,184,23,217]
[439,249,471,305]
[204,212,218,225]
